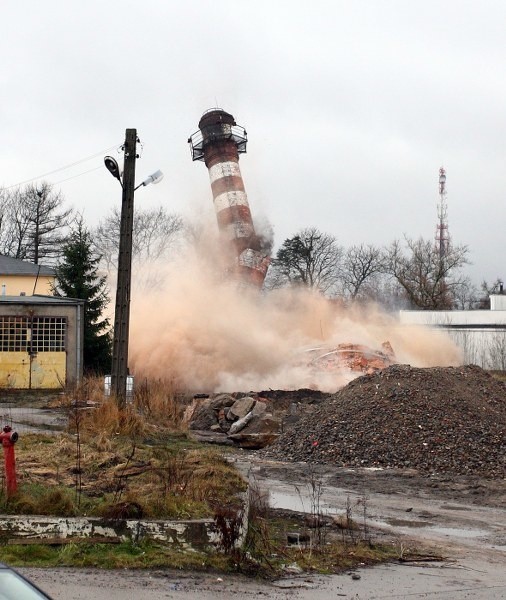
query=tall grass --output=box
[61,376,191,439]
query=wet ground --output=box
[21,455,506,599]
[0,405,66,433]
[18,558,506,600]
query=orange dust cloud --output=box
[127,248,462,393]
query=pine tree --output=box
[54,218,112,374]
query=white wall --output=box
[399,308,506,370]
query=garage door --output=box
[0,316,66,389]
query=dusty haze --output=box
[127,242,462,393]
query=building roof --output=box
[0,295,83,306]
[0,255,55,277]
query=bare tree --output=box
[0,182,73,264]
[94,205,185,272]
[452,276,479,310]
[487,331,506,371]
[386,237,470,309]
[268,227,343,294]
[340,243,385,300]
[0,189,11,245]
[476,278,504,309]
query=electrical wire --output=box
[50,165,104,186]
[4,143,122,189]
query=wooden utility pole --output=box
[110,129,137,407]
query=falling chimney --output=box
[188,109,270,287]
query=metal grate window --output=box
[0,317,29,352]
[31,317,66,352]
[0,316,66,352]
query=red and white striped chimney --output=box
[189,109,270,287]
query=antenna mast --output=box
[436,166,450,259]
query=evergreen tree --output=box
[54,218,112,374]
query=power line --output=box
[51,165,103,186]
[4,143,121,189]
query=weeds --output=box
[0,484,80,516]
[213,502,244,555]
[8,431,245,520]
[243,476,272,554]
[0,540,233,571]
[294,465,328,554]
[3,377,410,576]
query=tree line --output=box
[266,226,484,311]
[0,181,500,373]
[0,182,185,375]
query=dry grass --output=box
[58,376,193,437]
[3,377,245,519]
[7,430,245,519]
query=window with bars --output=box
[0,316,66,352]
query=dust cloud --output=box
[128,243,462,393]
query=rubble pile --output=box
[308,341,395,375]
[186,394,283,449]
[266,365,506,478]
[186,389,333,449]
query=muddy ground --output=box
[7,366,506,598]
[21,455,506,599]
[247,457,506,508]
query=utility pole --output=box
[110,128,137,407]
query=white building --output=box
[399,295,506,370]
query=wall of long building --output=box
[399,303,506,370]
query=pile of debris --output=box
[186,389,333,449]
[266,365,506,478]
[307,341,395,375]
[186,394,282,449]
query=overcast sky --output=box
[1,0,504,285]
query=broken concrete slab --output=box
[187,400,216,431]
[211,394,236,410]
[228,432,280,449]
[228,397,256,420]
[188,430,234,446]
[229,411,254,435]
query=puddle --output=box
[427,526,488,539]
[373,519,488,540]
[385,518,433,528]
[269,490,342,515]
[269,491,307,512]
[439,504,469,511]
[0,407,66,433]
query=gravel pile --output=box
[267,365,506,478]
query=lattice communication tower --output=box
[436,167,450,259]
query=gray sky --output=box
[1,0,505,285]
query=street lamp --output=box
[104,129,163,406]
[135,169,164,190]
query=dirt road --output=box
[21,457,506,599]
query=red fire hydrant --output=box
[0,426,18,497]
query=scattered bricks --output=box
[309,342,395,376]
